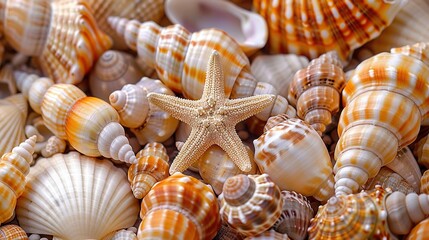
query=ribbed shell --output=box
[16,151,140,240]
[406,218,429,240]
[219,174,283,237]
[420,170,429,194]
[363,167,415,195]
[139,172,221,240]
[253,116,334,201]
[414,135,429,169]
[245,230,290,240]
[111,229,137,240]
[385,147,421,193]
[253,0,407,60]
[0,225,28,240]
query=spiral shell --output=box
[0,136,36,224]
[253,115,334,201]
[0,64,16,98]
[16,151,139,240]
[406,217,429,240]
[219,174,283,237]
[334,42,429,196]
[253,0,407,61]
[288,51,346,135]
[0,225,28,240]
[363,167,415,195]
[139,172,221,240]
[89,50,143,102]
[128,142,169,199]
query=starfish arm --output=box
[215,126,253,172]
[169,125,212,174]
[201,51,225,103]
[147,92,198,124]
[224,94,275,124]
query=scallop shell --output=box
[3,0,112,84]
[165,0,268,55]
[253,115,335,201]
[334,43,429,196]
[0,94,28,157]
[253,0,407,61]
[406,217,429,240]
[272,191,313,240]
[0,225,28,240]
[385,147,421,193]
[89,50,143,102]
[128,142,169,199]
[363,167,415,195]
[0,64,16,99]
[420,170,429,194]
[16,151,140,240]
[0,136,36,224]
[245,230,290,240]
[219,174,283,237]
[139,172,221,240]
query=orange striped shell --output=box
[0,225,28,240]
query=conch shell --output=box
[334,42,429,195]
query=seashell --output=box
[214,222,245,240]
[109,77,179,145]
[16,151,140,240]
[87,0,164,49]
[251,54,309,99]
[0,94,28,157]
[0,225,28,240]
[89,50,143,102]
[111,229,137,240]
[272,191,313,240]
[385,147,421,193]
[413,134,429,169]
[406,217,429,240]
[165,0,268,56]
[139,172,221,240]
[363,167,415,195]
[198,145,257,195]
[40,136,67,158]
[0,64,16,99]
[334,42,429,196]
[2,0,112,84]
[288,51,346,135]
[420,170,429,194]
[244,230,290,240]
[219,174,283,237]
[0,136,36,224]
[253,0,407,61]
[128,142,169,199]
[253,115,335,201]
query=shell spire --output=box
[0,136,36,224]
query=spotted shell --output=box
[334,43,429,196]
[139,172,221,240]
[219,174,283,237]
[0,225,28,240]
[253,115,334,201]
[253,0,407,61]
[406,217,429,240]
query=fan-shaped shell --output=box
[253,0,407,61]
[16,151,140,240]
[253,115,334,201]
[219,174,283,237]
[0,225,28,240]
[139,172,221,240]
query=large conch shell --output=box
[252,0,407,61]
[16,151,140,240]
[0,225,28,240]
[15,72,137,164]
[139,172,221,239]
[334,42,429,196]
[0,94,27,157]
[253,114,335,201]
[0,136,36,224]
[219,174,283,237]
[0,0,112,84]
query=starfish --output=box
[148,51,275,174]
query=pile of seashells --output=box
[1,0,429,239]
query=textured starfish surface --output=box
[148,51,275,174]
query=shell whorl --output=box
[219,174,283,237]
[0,136,36,223]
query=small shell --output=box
[420,170,429,194]
[385,147,421,193]
[214,222,245,240]
[128,142,169,199]
[0,136,36,224]
[272,191,314,240]
[0,65,17,99]
[413,135,429,169]
[406,218,429,240]
[40,136,67,158]
[111,229,137,240]
[165,0,268,55]
[16,151,140,240]
[253,116,334,201]
[89,50,143,102]
[363,167,415,195]
[0,225,28,240]
[245,230,290,240]
[139,172,221,240]
[219,174,283,237]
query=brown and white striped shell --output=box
[128,142,169,199]
[0,225,28,240]
[253,115,334,201]
[219,174,283,237]
[139,172,221,239]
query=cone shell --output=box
[16,151,139,239]
[253,116,334,201]
[139,172,221,240]
[407,218,429,240]
[253,0,407,61]
[219,174,283,237]
[0,225,28,240]
[0,94,28,157]
[363,167,415,195]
